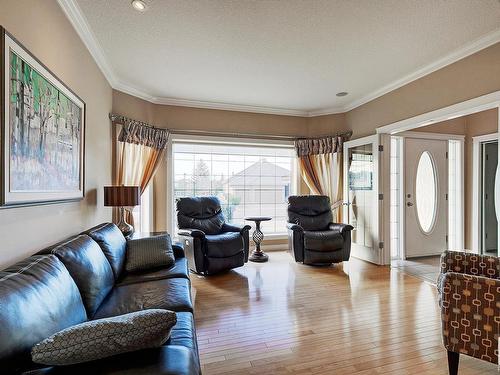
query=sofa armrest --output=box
[440,272,500,364]
[328,223,354,235]
[222,223,251,234]
[439,250,500,279]
[172,242,185,259]
[286,222,304,233]
[178,229,206,239]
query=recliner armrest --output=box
[286,222,304,233]
[328,223,354,235]
[222,223,251,234]
[178,229,206,238]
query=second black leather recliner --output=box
[287,195,353,265]
[176,196,251,275]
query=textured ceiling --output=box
[73,0,500,115]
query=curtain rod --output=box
[110,113,352,141]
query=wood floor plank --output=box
[191,251,498,374]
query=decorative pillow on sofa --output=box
[125,235,175,273]
[31,309,177,366]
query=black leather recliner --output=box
[287,195,353,265]
[176,196,251,275]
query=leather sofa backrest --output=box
[176,196,225,235]
[0,255,87,373]
[287,195,333,231]
[84,223,127,280]
[42,235,115,317]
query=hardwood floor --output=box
[391,256,441,284]
[191,251,497,374]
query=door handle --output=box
[406,202,414,207]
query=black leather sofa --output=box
[176,196,251,275]
[287,195,353,265]
[0,223,200,375]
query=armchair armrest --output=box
[286,222,304,233]
[222,223,251,234]
[440,272,499,364]
[177,229,205,239]
[439,250,500,279]
[328,223,354,235]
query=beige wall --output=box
[0,0,113,268]
[409,109,498,249]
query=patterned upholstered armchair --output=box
[437,251,500,375]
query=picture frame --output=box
[1,26,85,207]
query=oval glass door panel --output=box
[415,151,437,233]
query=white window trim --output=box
[166,134,299,237]
[472,132,499,254]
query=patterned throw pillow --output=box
[31,309,177,366]
[125,234,175,273]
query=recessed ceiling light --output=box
[131,0,147,12]
[336,92,348,97]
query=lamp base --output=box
[117,207,134,237]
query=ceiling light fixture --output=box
[336,92,348,97]
[131,0,147,12]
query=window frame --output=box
[167,134,299,239]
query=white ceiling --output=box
[61,0,500,116]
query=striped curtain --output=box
[111,115,170,227]
[295,134,350,222]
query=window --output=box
[172,140,296,236]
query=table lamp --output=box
[104,186,141,237]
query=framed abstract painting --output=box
[1,27,85,207]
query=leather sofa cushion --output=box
[23,345,200,375]
[205,232,243,258]
[288,195,333,231]
[304,230,344,251]
[168,312,198,350]
[117,258,190,286]
[0,255,87,373]
[85,223,127,280]
[176,196,225,235]
[93,278,193,319]
[50,235,115,317]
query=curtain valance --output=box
[294,132,351,157]
[110,114,169,150]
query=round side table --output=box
[245,217,272,263]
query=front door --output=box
[404,138,448,257]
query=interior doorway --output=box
[480,140,498,255]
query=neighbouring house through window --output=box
[172,139,297,236]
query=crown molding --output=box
[113,80,312,116]
[58,0,500,118]
[57,0,117,86]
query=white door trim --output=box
[472,132,499,254]
[376,91,500,135]
[397,131,465,141]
